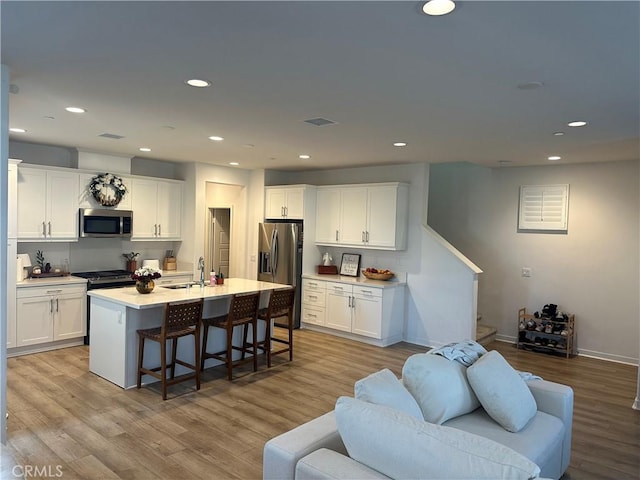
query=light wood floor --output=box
[2,330,638,479]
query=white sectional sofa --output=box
[264,349,573,480]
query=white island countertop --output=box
[88,277,290,309]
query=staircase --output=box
[475,314,497,345]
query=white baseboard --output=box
[494,335,638,366]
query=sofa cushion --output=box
[296,448,391,479]
[354,368,423,419]
[466,350,537,433]
[335,396,541,480]
[401,353,480,424]
[444,409,565,480]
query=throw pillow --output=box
[466,350,538,433]
[401,353,480,424]
[335,396,541,480]
[354,368,423,419]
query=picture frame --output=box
[339,253,361,277]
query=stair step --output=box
[476,324,497,346]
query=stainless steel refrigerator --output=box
[258,221,303,328]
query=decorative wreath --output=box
[89,173,127,207]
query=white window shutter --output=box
[518,184,569,232]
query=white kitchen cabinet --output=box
[325,283,353,332]
[16,284,86,347]
[17,167,79,241]
[301,278,326,326]
[131,178,182,240]
[265,186,305,219]
[155,274,193,287]
[301,276,405,346]
[315,188,341,244]
[78,172,132,210]
[315,183,409,250]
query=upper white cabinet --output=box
[17,166,79,241]
[315,183,409,250]
[131,178,182,240]
[78,172,132,210]
[8,159,20,238]
[265,186,305,219]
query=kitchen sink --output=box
[161,282,199,289]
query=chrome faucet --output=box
[198,256,205,286]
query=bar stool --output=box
[200,292,260,380]
[136,298,204,400]
[254,287,296,367]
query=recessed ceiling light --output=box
[208,136,224,141]
[65,106,86,113]
[9,127,26,133]
[139,147,151,152]
[548,156,562,161]
[299,154,310,159]
[567,121,588,127]
[422,0,456,16]
[553,132,565,136]
[185,79,211,88]
[393,142,407,147]
[229,162,239,166]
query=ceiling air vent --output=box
[99,133,125,139]
[303,117,337,127]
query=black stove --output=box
[73,269,136,345]
[73,269,136,288]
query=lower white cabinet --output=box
[301,276,404,346]
[155,273,193,287]
[16,284,86,347]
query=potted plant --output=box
[131,266,162,294]
[123,252,140,273]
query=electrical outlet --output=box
[521,267,532,277]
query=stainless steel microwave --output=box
[79,208,133,238]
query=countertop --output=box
[302,272,406,288]
[88,277,290,309]
[17,275,88,288]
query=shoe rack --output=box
[517,307,575,359]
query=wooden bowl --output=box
[362,270,394,281]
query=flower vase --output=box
[126,260,137,273]
[136,279,155,294]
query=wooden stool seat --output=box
[254,287,296,367]
[201,292,260,380]
[137,298,204,400]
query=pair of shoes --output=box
[544,323,553,334]
[560,329,568,336]
[548,339,557,348]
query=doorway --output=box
[206,207,231,278]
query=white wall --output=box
[268,162,480,348]
[428,160,640,364]
[177,162,263,282]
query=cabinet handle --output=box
[348,296,352,308]
[360,289,373,294]
[284,206,288,217]
[361,231,365,242]
[154,224,158,236]
[366,231,369,242]
[56,298,59,312]
[46,289,63,294]
[50,299,53,313]
[308,313,317,318]
[48,222,51,236]
[158,224,162,236]
[333,286,343,290]
[335,230,339,241]
[42,222,46,236]
[351,296,355,309]
[309,295,317,299]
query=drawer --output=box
[302,305,325,326]
[303,278,326,292]
[353,285,383,298]
[302,288,325,306]
[17,284,87,299]
[156,275,192,286]
[326,282,352,295]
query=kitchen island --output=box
[88,278,289,388]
